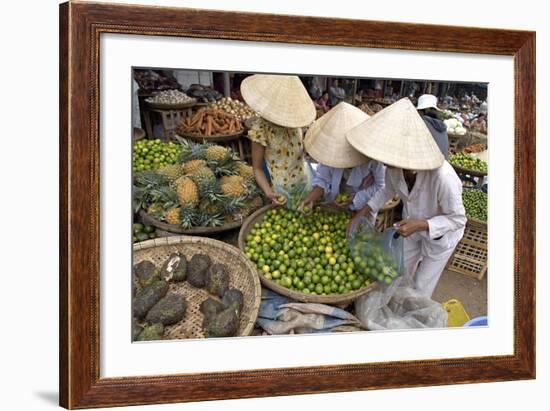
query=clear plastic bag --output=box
[274,182,310,211]
[355,276,448,330]
[348,217,404,285]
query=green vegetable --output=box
[449,153,488,173]
[462,189,487,221]
[133,139,182,172]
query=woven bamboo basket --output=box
[237,204,377,304]
[133,236,261,339]
[446,217,488,280]
[176,130,244,143]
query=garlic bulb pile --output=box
[208,97,256,120]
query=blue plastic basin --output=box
[464,316,488,327]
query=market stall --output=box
[131,71,489,341]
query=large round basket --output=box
[133,236,261,339]
[146,99,197,110]
[450,163,487,178]
[140,210,243,236]
[176,130,244,143]
[237,204,378,305]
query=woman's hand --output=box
[334,193,354,209]
[395,219,428,237]
[265,190,279,204]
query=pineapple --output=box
[219,175,244,186]
[221,181,246,198]
[176,177,199,207]
[189,165,216,189]
[183,159,206,175]
[199,201,223,216]
[236,162,254,182]
[146,202,164,217]
[177,139,206,162]
[165,207,181,225]
[179,204,197,228]
[157,164,184,182]
[205,145,228,162]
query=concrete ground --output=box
[432,269,487,319]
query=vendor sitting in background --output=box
[299,102,385,213]
[417,94,449,160]
[470,113,487,134]
[314,91,330,114]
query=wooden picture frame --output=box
[59,1,535,408]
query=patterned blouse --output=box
[247,118,308,190]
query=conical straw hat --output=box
[304,102,371,168]
[346,98,444,170]
[241,74,316,128]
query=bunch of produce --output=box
[185,84,222,103]
[444,118,467,135]
[462,189,487,222]
[132,252,244,340]
[146,89,195,105]
[133,139,181,172]
[335,193,350,205]
[208,97,257,121]
[244,208,374,296]
[133,140,263,229]
[176,108,244,137]
[349,222,401,285]
[463,143,486,154]
[133,223,157,243]
[358,103,383,115]
[449,152,488,173]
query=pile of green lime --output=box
[449,153,488,173]
[133,139,181,172]
[462,188,487,221]
[133,223,156,243]
[243,208,373,296]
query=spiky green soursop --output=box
[145,293,187,325]
[136,323,164,341]
[133,260,159,287]
[204,306,239,338]
[205,263,229,298]
[132,280,169,319]
[199,297,224,328]
[222,288,244,317]
[159,253,187,282]
[187,253,211,288]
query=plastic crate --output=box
[446,218,487,280]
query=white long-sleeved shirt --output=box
[367,161,466,255]
[311,161,386,210]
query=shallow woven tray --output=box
[140,210,243,236]
[176,130,244,143]
[237,204,377,305]
[146,99,197,110]
[133,236,261,339]
[450,163,488,178]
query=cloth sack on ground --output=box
[257,289,364,335]
[355,276,447,330]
